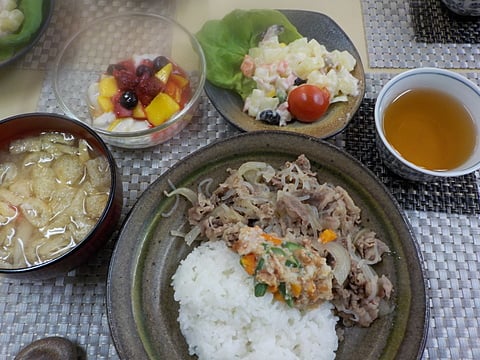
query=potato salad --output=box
[241,25,360,126]
[0,0,24,37]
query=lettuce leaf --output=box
[196,9,302,99]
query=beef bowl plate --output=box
[0,113,123,280]
[53,12,206,149]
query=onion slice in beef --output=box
[357,259,379,301]
[319,241,351,285]
[184,225,202,245]
[165,187,198,205]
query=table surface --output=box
[1,0,480,359]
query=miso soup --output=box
[0,132,111,269]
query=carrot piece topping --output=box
[240,253,257,275]
[260,232,283,245]
[319,229,337,244]
[290,282,302,298]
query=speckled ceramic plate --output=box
[0,0,54,68]
[107,132,428,360]
[204,10,365,138]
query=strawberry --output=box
[113,68,138,91]
[136,76,165,106]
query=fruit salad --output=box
[87,54,192,132]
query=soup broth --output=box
[383,88,476,171]
[0,132,111,269]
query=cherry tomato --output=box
[287,84,330,123]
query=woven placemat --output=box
[362,0,480,68]
[344,98,480,215]
[2,1,480,356]
[2,95,480,360]
[3,84,480,360]
[410,0,480,44]
[12,0,176,71]
[405,209,480,360]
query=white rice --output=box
[172,240,338,360]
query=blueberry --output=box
[258,110,281,125]
[120,91,138,109]
[294,77,307,86]
[136,64,154,77]
[153,56,170,72]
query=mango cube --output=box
[98,95,114,112]
[165,81,182,103]
[145,93,180,126]
[107,118,123,131]
[155,63,172,84]
[98,76,118,97]
[170,74,189,88]
[132,102,147,119]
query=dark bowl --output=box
[0,113,123,280]
[0,0,55,68]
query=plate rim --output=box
[107,131,429,360]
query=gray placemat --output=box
[11,0,176,71]
[3,92,480,359]
[2,68,480,359]
[1,1,480,358]
[405,209,480,360]
[362,0,480,68]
